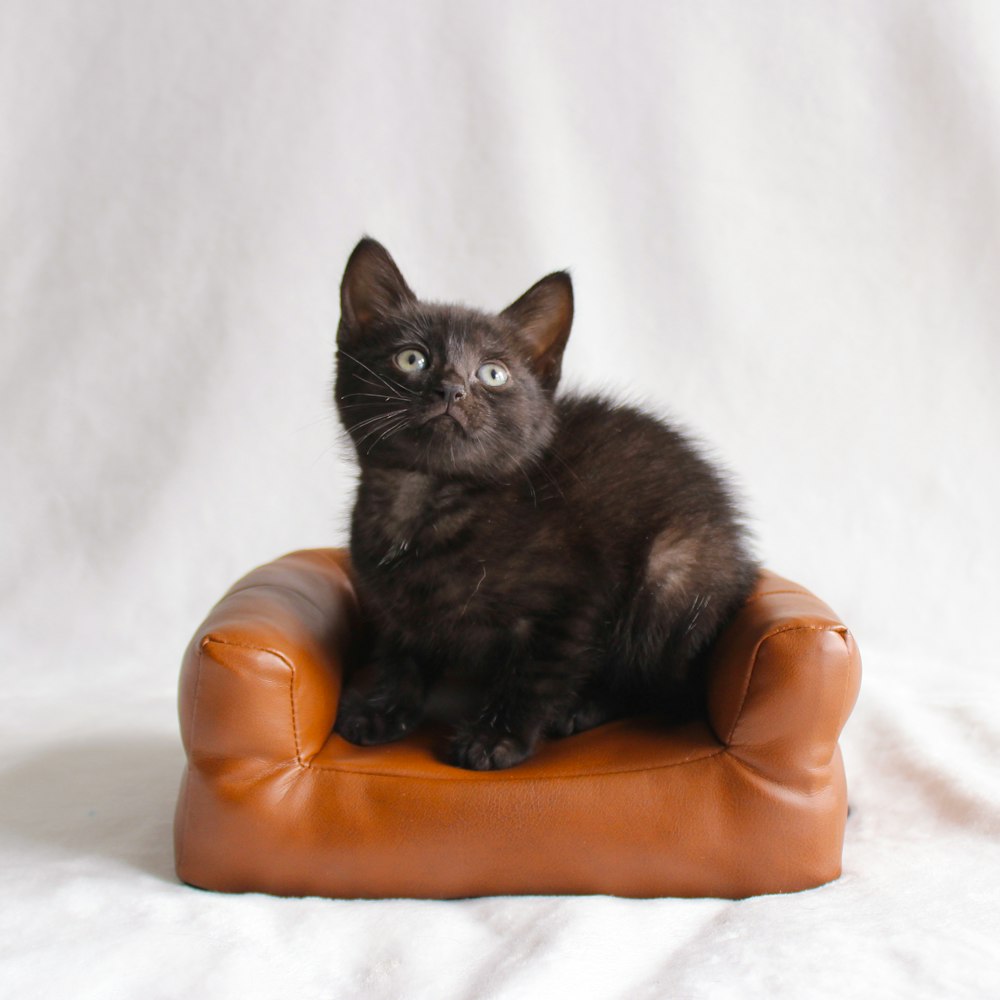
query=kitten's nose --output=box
[437,383,466,407]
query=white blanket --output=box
[3,2,999,996]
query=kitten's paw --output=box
[448,726,532,770]
[548,697,617,738]
[334,691,420,746]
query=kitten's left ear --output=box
[339,237,416,341]
[500,272,573,390]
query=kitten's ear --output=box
[500,272,574,390]
[339,237,416,339]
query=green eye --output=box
[477,361,510,388]
[395,348,428,372]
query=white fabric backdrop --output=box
[2,2,998,997]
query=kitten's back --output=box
[546,394,757,695]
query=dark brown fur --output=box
[333,238,757,769]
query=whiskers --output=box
[364,414,412,454]
[337,348,418,399]
[684,593,712,636]
[343,406,415,454]
[334,349,423,454]
[339,391,407,408]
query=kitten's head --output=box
[335,238,573,480]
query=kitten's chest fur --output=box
[355,468,488,568]
[350,464,575,654]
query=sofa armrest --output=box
[178,548,359,767]
[706,571,862,786]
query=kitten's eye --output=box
[476,361,510,388]
[394,348,428,372]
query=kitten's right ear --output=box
[339,238,416,340]
[500,271,574,391]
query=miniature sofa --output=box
[175,548,861,899]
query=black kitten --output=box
[333,238,757,770]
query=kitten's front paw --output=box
[334,690,420,746]
[548,696,618,738]
[448,725,533,770]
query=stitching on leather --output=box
[723,623,844,746]
[723,634,765,746]
[200,636,303,765]
[289,657,302,765]
[301,745,727,781]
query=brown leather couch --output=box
[175,548,861,899]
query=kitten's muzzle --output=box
[436,383,466,408]
[421,381,471,429]
[422,400,469,431]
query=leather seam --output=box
[300,745,726,781]
[200,636,303,765]
[289,655,302,765]
[723,623,846,746]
